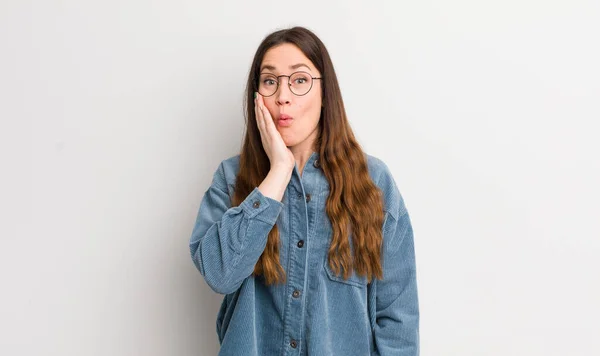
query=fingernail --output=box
[254,92,257,99]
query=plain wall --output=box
[2,0,599,355]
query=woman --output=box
[189,26,419,355]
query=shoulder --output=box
[211,154,241,192]
[365,153,407,220]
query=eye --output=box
[294,76,308,84]
[262,78,277,86]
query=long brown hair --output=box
[233,26,385,286]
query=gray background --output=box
[2,0,599,355]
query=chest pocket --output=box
[321,209,392,289]
[318,186,369,288]
[323,255,368,288]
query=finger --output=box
[262,107,277,136]
[258,95,274,137]
[254,94,265,134]
[258,95,276,131]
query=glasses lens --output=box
[258,74,278,97]
[290,72,312,95]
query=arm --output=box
[373,209,420,355]
[188,162,285,294]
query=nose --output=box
[276,77,292,105]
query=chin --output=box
[279,135,295,147]
[283,137,303,148]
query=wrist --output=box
[270,164,294,175]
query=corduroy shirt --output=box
[189,151,419,355]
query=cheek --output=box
[299,94,322,114]
[302,97,322,122]
[264,100,278,118]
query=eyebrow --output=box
[260,63,312,72]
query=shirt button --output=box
[297,240,304,248]
[313,159,320,168]
[252,201,260,208]
[292,290,301,298]
[290,339,297,348]
[305,193,311,203]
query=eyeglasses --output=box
[258,71,322,97]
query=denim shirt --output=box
[189,151,419,356]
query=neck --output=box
[289,126,319,176]
[290,144,317,177]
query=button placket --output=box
[283,178,310,355]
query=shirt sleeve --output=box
[189,161,284,294]
[373,209,420,355]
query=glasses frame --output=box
[258,70,322,97]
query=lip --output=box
[277,114,293,127]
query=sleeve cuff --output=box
[240,187,284,225]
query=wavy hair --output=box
[232,26,385,286]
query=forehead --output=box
[260,43,319,74]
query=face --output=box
[259,43,323,150]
